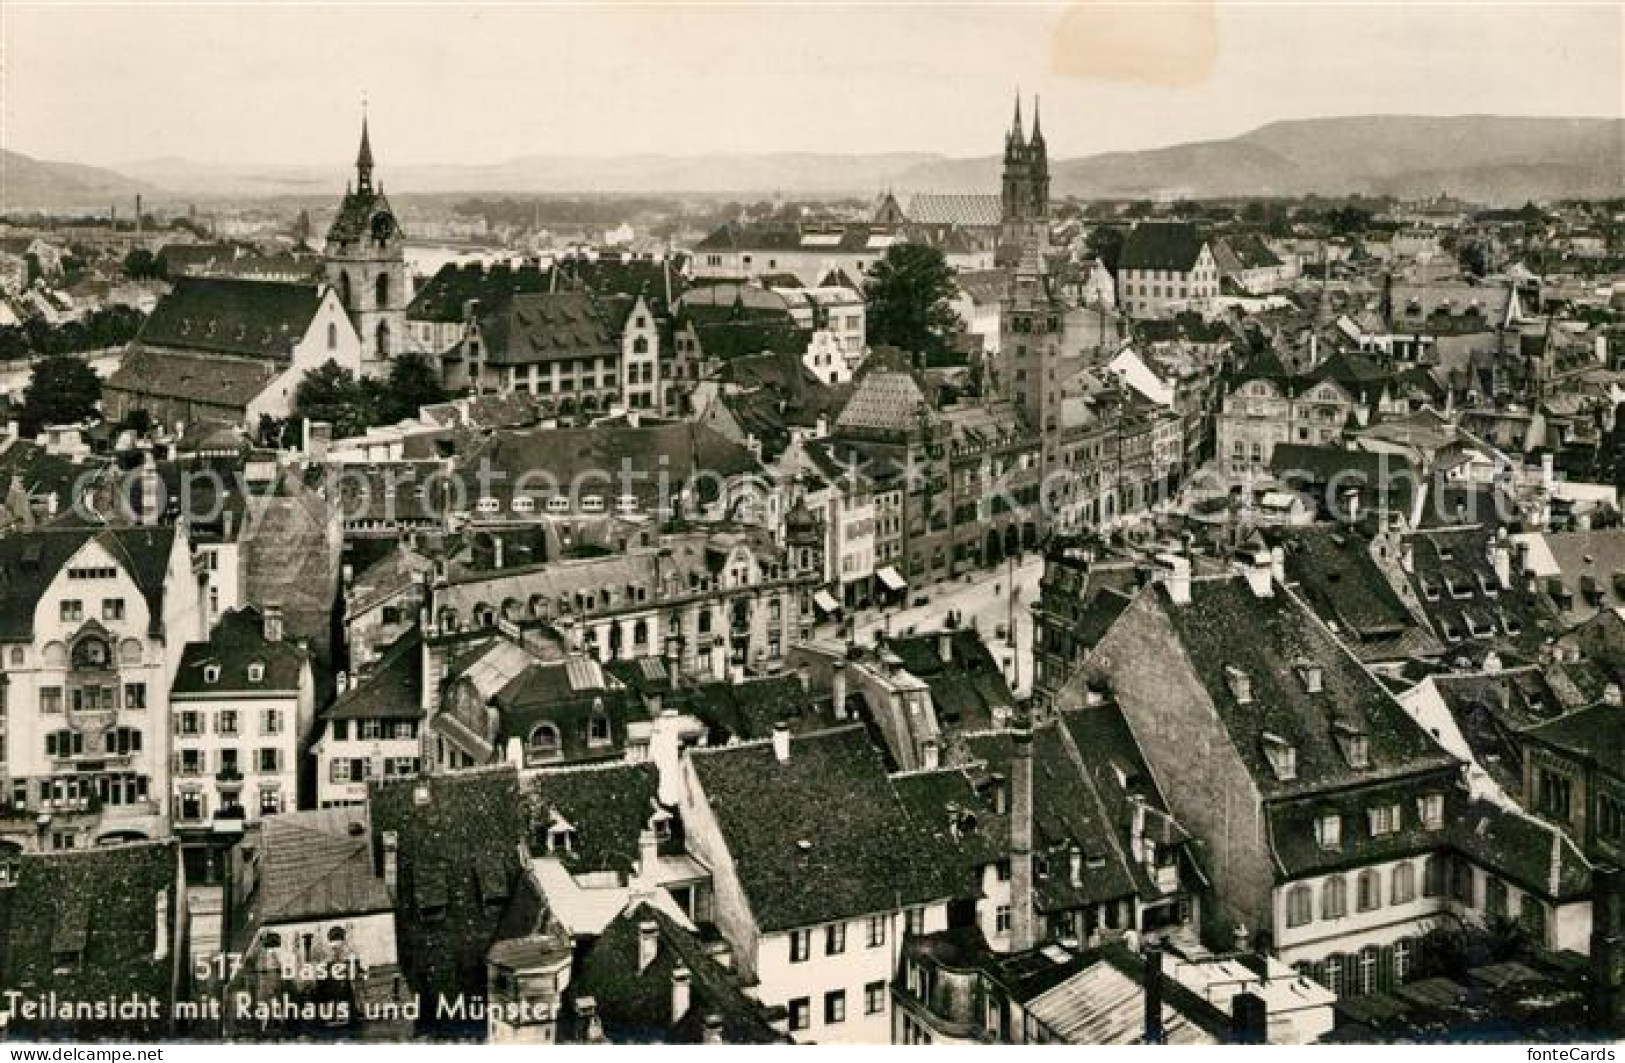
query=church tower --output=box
[324,112,408,377]
[999,94,1051,264]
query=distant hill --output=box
[897,116,1625,203]
[12,115,1622,207]
[1,149,155,210]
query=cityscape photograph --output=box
[0,0,1623,1047]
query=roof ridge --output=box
[530,758,656,778]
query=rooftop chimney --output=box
[702,1013,724,1044]
[831,659,848,720]
[771,721,791,763]
[671,964,692,1023]
[638,919,659,972]
[1143,942,1166,1045]
[639,826,660,885]
[938,630,952,662]
[1010,718,1036,953]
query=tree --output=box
[291,359,370,439]
[122,247,161,280]
[863,243,962,367]
[19,355,101,436]
[376,350,447,424]
[1087,225,1127,275]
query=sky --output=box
[3,1,1621,167]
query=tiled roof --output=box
[693,221,902,255]
[368,767,528,1026]
[107,346,283,411]
[1522,701,1625,771]
[525,761,664,876]
[1119,223,1207,273]
[323,627,425,721]
[886,630,1014,734]
[1450,798,1591,902]
[1431,669,1568,795]
[834,370,933,435]
[687,724,959,931]
[906,193,1003,228]
[253,807,393,925]
[669,674,824,744]
[0,840,180,1038]
[407,261,553,324]
[172,606,307,695]
[567,901,782,1043]
[1279,528,1438,660]
[0,526,174,641]
[1153,575,1458,798]
[479,291,618,367]
[137,276,322,358]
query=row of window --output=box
[1314,795,1444,849]
[330,719,418,742]
[329,756,421,783]
[786,983,887,1032]
[175,708,283,737]
[38,681,148,713]
[45,726,142,759]
[175,747,284,775]
[1285,858,1439,927]
[59,599,124,624]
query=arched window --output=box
[1285,884,1313,928]
[376,320,391,357]
[327,321,338,350]
[1321,875,1348,920]
[1391,861,1416,904]
[375,273,390,309]
[528,723,561,761]
[1356,869,1381,912]
[339,272,353,307]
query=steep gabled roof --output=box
[1119,222,1207,273]
[688,724,959,931]
[253,806,393,925]
[137,276,323,359]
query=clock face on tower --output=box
[370,211,396,242]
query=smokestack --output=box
[1231,991,1267,1045]
[671,964,691,1023]
[1009,717,1035,953]
[638,919,659,972]
[1143,942,1166,1045]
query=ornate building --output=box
[324,114,408,377]
[998,95,1050,264]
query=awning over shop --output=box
[876,566,908,593]
[813,589,841,615]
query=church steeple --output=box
[355,109,375,194]
[1030,96,1044,147]
[1009,92,1024,148]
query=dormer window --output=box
[1296,661,1324,694]
[1333,721,1370,769]
[247,662,265,684]
[1315,813,1342,849]
[1368,803,1402,836]
[204,664,221,684]
[1226,666,1253,704]
[1261,732,1296,781]
[1417,793,1444,830]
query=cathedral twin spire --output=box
[1006,92,1044,156]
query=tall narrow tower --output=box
[324,111,408,377]
[999,94,1051,264]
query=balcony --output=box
[215,767,244,792]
